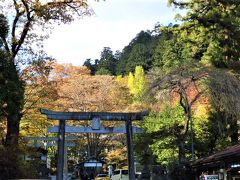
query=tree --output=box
[149,65,207,172]
[159,35,197,73]
[20,60,58,137]
[96,47,117,75]
[116,31,158,75]
[20,64,94,174]
[83,58,98,75]
[207,68,240,145]
[0,0,92,146]
[168,0,240,67]
[143,106,184,167]
[127,66,147,102]
[126,44,152,73]
[55,67,131,159]
[0,51,12,140]
[152,24,175,68]
[57,74,116,112]
[166,0,240,146]
[0,15,24,146]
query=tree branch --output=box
[12,0,34,58]
[11,0,25,56]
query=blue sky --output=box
[43,0,182,65]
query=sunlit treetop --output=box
[166,0,240,66]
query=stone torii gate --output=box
[40,109,149,180]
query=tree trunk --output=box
[4,59,24,147]
[230,118,238,145]
[6,114,21,146]
[178,134,186,165]
[178,134,186,180]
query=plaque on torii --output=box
[25,136,77,147]
[40,109,149,180]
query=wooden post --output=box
[126,118,135,180]
[64,143,68,179]
[57,120,65,180]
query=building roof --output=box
[191,144,240,169]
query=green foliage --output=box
[0,51,24,116]
[152,26,174,68]
[84,47,119,75]
[168,0,240,67]
[160,37,194,72]
[145,105,185,134]
[126,44,152,73]
[97,47,117,75]
[117,31,159,75]
[95,67,112,75]
[143,105,185,166]
[0,14,8,39]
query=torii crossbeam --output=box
[40,109,149,180]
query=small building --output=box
[191,144,240,180]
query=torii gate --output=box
[40,109,149,180]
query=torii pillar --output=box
[40,109,148,180]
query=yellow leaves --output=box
[127,72,134,95]
[194,103,209,119]
[105,147,128,167]
[127,66,146,100]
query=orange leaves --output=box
[57,73,116,112]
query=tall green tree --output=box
[0,14,24,146]
[152,23,176,68]
[96,47,117,75]
[168,0,240,67]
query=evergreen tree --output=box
[168,0,240,67]
[117,31,159,75]
[96,47,117,75]
[0,14,24,146]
